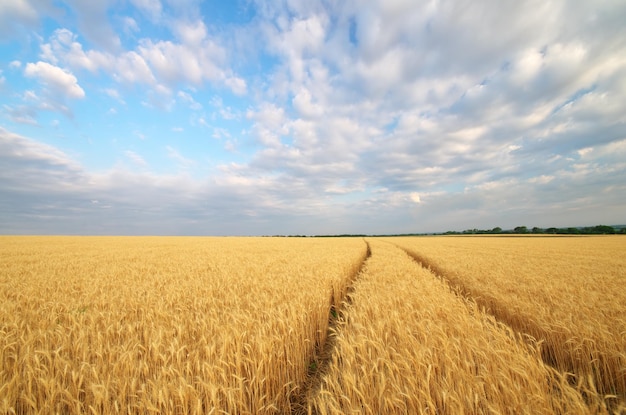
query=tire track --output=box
[389,241,624,410]
[393,243,567,365]
[291,239,371,415]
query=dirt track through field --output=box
[291,239,371,415]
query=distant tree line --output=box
[261,225,624,238]
[444,225,624,235]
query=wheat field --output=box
[0,236,366,414]
[308,239,592,414]
[1,235,624,414]
[386,235,626,410]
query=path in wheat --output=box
[388,240,624,411]
[299,239,595,415]
[290,239,371,415]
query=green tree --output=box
[514,226,528,234]
[592,225,615,234]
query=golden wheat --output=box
[0,236,367,414]
[309,239,595,414]
[386,235,626,409]
[3,235,623,414]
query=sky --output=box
[1,0,625,235]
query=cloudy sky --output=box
[1,0,625,235]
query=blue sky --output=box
[1,0,626,235]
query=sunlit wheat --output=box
[387,235,626,411]
[0,236,367,414]
[309,239,598,414]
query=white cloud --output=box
[103,88,125,103]
[2,0,626,234]
[285,15,327,55]
[40,29,155,85]
[122,16,140,34]
[124,150,148,167]
[177,90,202,110]
[24,61,85,99]
[212,127,231,139]
[40,29,110,72]
[39,26,245,97]
[196,117,210,128]
[0,0,39,39]
[3,104,39,125]
[166,145,195,167]
[528,175,554,185]
[511,48,544,85]
[2,125,626,235]
[292,87,323,118]
[247,102,290,148]
[129,0,163,22]
[224,76,247,95]
[114,51,156,84]
[409,192,421,204]
[0,127,85,190]
[17,63,84,119]
[138,38,221,85]
[0,0,37,20]
[171,19,207,45]
[63,0,121,51]
[219,107,238,121]
[450,126,487,141]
